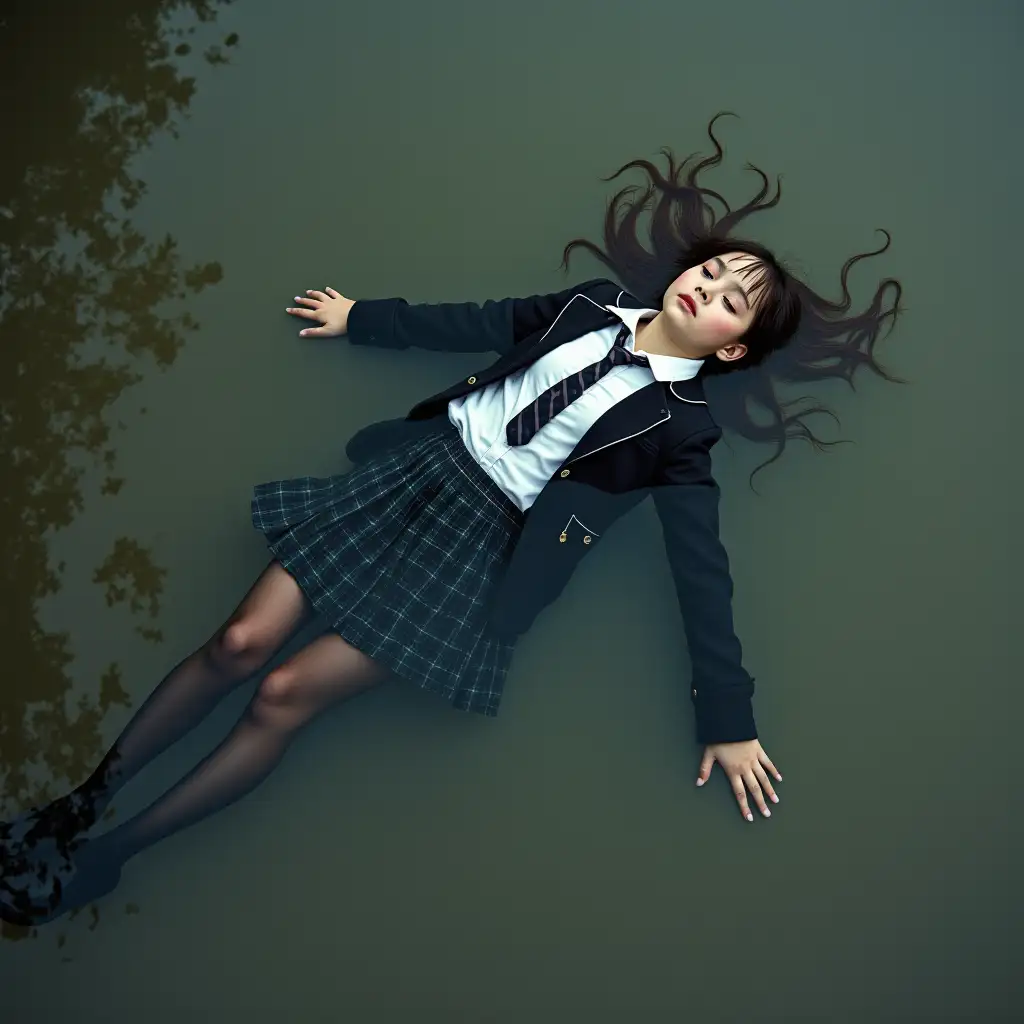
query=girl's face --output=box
[665,250,761,362]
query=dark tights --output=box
[0,567,389,924]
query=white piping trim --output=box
[564,409,671,468]
[561,514,601,536]
[534,293,605,348]
[576,294,614,315]
[669,380,707,405]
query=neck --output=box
[634,313,703,360]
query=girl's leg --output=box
[88,630,391,867]
[2,561,314,854]
[4,629,391,923]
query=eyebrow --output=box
[714,257,751,311]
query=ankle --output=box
[25,793,98,844]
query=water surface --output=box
[1,0,1019,1020]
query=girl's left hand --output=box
[696,739,782,822]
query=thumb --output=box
[696,750,714,787]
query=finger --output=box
[291,295,320,307]
[732,776,753,822]
[305,289,327,300]
[696,751,714,787]
[285,305,321,320]
[758,751,782,782]
[298,326,327,337]
[745,770,770,817]
[325,286,340,298]
[754,764,779,805]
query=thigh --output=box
[256,631,393,724]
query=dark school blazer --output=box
[342,277,757,745]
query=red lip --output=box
[679,294,696,315]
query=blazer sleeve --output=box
[651,425,758,746]
[344,277,612,355]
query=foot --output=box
[0,838,122,928]
[1,795,96,863]
[1,800,86,917]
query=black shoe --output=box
[0,837,121,928]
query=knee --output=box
[206,621,273,679]
[251,668,304,725]
[256,667,301,704]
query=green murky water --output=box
[1,1,1019,1020]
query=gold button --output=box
[559,533,567,543]
[692,688,697,697]
[467,376,477,384]
[583,535,591,544]
[560,469,570,478]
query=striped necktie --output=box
[505,324,649,447]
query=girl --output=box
[0,113,903,927]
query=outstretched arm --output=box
[651,426,757,746]
[654,436,784,824]
[344,277,611,354]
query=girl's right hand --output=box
[285,287,355,338]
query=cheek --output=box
[705,313,742,341]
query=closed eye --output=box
[702,265,738,315]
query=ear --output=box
[715,342,748,362]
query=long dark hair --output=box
[559,112,906,492]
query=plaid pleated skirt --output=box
[250,416,526,716]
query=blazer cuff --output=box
[347,297,402,348]
[693,687,758,746]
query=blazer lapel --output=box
[480,291,624,380]
[502,289,707,471]
[458,290,676,468]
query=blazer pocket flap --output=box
[558,514,601,546]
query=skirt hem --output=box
[269,542,503,718]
